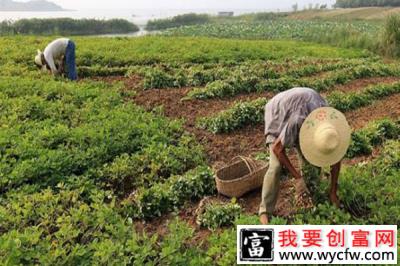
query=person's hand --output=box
[260,213,269,225]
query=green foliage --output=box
[143,68,175,89]
[78,65,129,77]
[197,201,242,230]
[0,18,139,36]
[206,229,237,266]
[0,188,158,265]
[234,214,288,225]
[253,12,288,21]
[293,202,355,225]
[197,98,267,133]
[146,13,210,31]
[328,82,400,112]
[157,218,209,265]
[382,14,400,57]
[164,20,381,54]
[0,76,205,195]
[346,119,400,158]
[0,36,368,70]
[188,62,400,100]
[199,82,400,133]
[122,166,216,219]
[339,140,400,224]
[1,34,400,264]
[335,0,400,8]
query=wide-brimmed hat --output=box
[299,107,351,167]
[34,50,44,67]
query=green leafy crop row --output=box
[196,201,242,230]
[121,166,216,219]
[187,63,400,99]
[328,82,400,111]
[347,119,399,158]
[199,82,400,133]
[2,142,398,265]
[142,59,362,90]
[0,76,205,197]
[0,36,367,70]
[197,98,267,133]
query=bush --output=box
[143,68,175,89]
[346,119,400,158]
[197,201,242,230]
[197,98,267,133]
[253,12,288,21]
[382,14,400,58]
[146,13,210,31]
[123,166,216,219]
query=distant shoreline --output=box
[0,9,74,12]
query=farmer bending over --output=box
[260,87,351,225]
[35,38,78,81]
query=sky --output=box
[19,0,337,10]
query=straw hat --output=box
[299,107,351,167]
[34,50,44,67]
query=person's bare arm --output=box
[272,138,302,180]
[59,56,65,75]
[329,161,341,207]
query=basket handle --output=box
[231,156,257,173]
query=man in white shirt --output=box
[35,38,78,81]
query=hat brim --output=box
[299,107,351,167]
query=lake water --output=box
[0,8,280,35]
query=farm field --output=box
[287,7,400,20]
[0,35,399,264]
[163,20,381,41]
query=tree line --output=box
[335,0,400,8]
[0,18,139,36]
[146,13,210,31]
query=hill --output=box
[287,7,400,21]
[0,0,65,11]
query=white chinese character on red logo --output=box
[244,233,270,257]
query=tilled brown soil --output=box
[96,75,399,238]
[346,93,400,129]
[133,87,274,122]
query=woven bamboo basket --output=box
[215,156,268,198]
